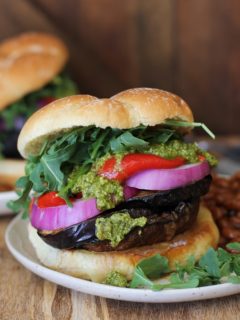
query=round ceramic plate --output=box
[5,215,240,303]
[0,191,18,215]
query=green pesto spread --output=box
[69,170,123,210]
[95,212,147,247]
[103,271,128,287]
[146,140,218,166]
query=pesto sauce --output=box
[103,271,128,287]
[95,212,147,247]
[146,140,218,166]
[69,170,123,210]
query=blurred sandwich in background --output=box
[0,32,78,158]
[0,32,77,192]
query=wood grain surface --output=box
[0,0,239,134]
[0,216,239,320]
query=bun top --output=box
[0,32,68,110]
[18,88,194,158]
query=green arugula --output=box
[8,177,33,219]
[226,242,240,252]
[129,246,240,290]
[164,120,215,139]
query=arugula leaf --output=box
[129,245,240,290]
[110,132,149,153]
[199,248,221,278]
[137,254,169,279]
[130,267,154,289]
[152,273,199,290]
[232,255,240,276]
[226,242,240,252]
[228,275,240,284]
[130,255,169,289]
[165,119,215,139]
[8,177,32,218]
[29,163,45,193]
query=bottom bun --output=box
[28,205,219,283]
[0,159,25,189]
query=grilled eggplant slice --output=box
[38,198,199,251]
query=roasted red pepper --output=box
[37,191,82,208]
[99,154,185,182]
[198,154,206,162]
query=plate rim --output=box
[5,214,240,303]
[0,190,17,215]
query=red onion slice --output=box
[30,198,100,231]
[126,161,210,191]
[30,185,138,231]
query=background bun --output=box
[0,32,68,110]
[0,159,25,188]
[28,206,219,283]
[18,88,193,158]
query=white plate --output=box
[0,191,18,215]
[5,215,240,303]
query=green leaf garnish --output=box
[228,275,240,284]
[7,177,33,218]
[110,132,149,153]
[130,267,154,289]
[165,120,215,139]
[137,254,169,279]
[129,245,240,290]
[226,242,240,252]
[199,248,221,278]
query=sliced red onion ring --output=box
[126,161,210,191]
[30,185,138,231]
[30,198,100,231]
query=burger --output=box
[0,32,77,158]
[13,88,219,284]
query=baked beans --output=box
[0,183,12,192]
[203,172,240,250]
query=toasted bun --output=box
[0,159,25,188]
[0,32,68,110]
[18,88,193,158]
[28,205,219,283]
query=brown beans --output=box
[0,183,12,192]
[203,172,240,249]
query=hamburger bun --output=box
[28,205,219,283]
[0,159,25,189]
[0,32,68,111]
[18,88,194,158]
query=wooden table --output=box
[0,216,239,320]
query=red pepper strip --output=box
[198,155,206,162]
[38,191,82,208]
[99,154,186,183]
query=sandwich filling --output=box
[12,123,217,251]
